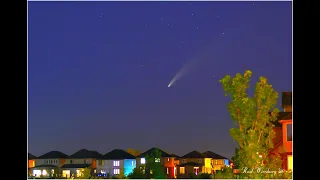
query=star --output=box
[160,17,163,21]
[192,13,195,16]
[145,24,148,27]
[222,32,225,35]
[196,26,199,29]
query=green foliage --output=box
[80,167,92,179]
[219,70,282,178]
[198,173,212,179]
[145,149,166,179]
[127,167,147,179]
[231,148,240,169]
[214,167,234,179]
[186,173,197,179]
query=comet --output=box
[167,34,231,88]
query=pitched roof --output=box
[137,147,173,158]
[28,153,37,159]
[178,162,203,167]
[281,92,292,107]
[171,154,180,158]
[102,149,136,160]
[37,151,68,159]
[181,150,205,158]
[202,151,228,159]
[61,164,91,168]
[68,149,103,159]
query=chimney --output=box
[281,92,292,112]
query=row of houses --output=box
[28,148,230,178]
[28,92,292,179]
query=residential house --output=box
[136,147,175,179]
[202,151,229,171]
[31,151,68,178]
[177,150,212,178]
[96,149,136,177]
[61,149,103,178]
[269,92,292,171]
[28,153,37,175]
[169,154,181,178]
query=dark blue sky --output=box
[28,1,292,158]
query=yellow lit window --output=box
[179,167,185,174]
[287,155,293,170]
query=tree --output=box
[127,167,147,179]
[231,148,240,169]
[145,148,166,179]
[127,148,141,157]
[219,70,282,178]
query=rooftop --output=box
[102,149,136,160]
[37,151,68,159]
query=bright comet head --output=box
[168,84,171,87]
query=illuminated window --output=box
[287,124,292,141]
[141,158,146,164]
[155,158,160,162]
[42,170,47,176]
[287,155,293,170]
[113,169,120,174]
[167,158,170,161]
[76,170,82,177]
[150,169,153,174]
[194,167,199,175]
[132,161,134,166]
[101,170,106,174]
[113,161,120,166]
[51,169,54,174]
[62,170,70,178]
[33,170,41,177]
[99,160,104,165]
[167,167,169,174]
[179,167,185,174]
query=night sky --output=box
[28,1,292,159]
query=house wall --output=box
[96,160,125,175]
[124,159,136,176]
[163,157,175,167]
[184,158,205,165]
[28,159,35,168]
[136,157,144,167]
[211,159,227,171]
[66,158,93,164]
[282,121,292,153]
[35,158,62,167]
[177,166,202,177]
